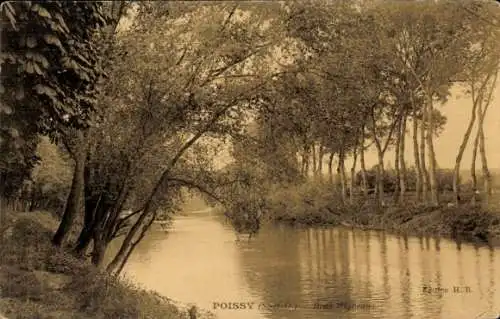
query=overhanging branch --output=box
[166,177,226,205]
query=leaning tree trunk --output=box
[413,117,423,202]
[74,161,100,256]
[301,153,305,175]
[312,143,317,177]
[376,150,385,205]
[304,146,310,178]
[318,145,324,179]
[399,114,408,203]
[479,69,500,202]
[113,210,158,277]
[106,201,154,273]
[471,128,479,205]
[74,193,102,256]
[301,147,308,176]
[372,122,386,205]
[452,87,479,205]
[359,129,368,197]
[53,136,87,247]
[478,122,491,204]
[477,100,492,204]
[350,146,358,204]
[107,218,144,273]
[78,188,114,266]
[328,153,334,184]
[426,99,439,206]
[419,118,429,203]
[394,119,402,203]
[338,150,347,202]
[91,225,108,268]
[294,148,301,172]
[477,69,496,204]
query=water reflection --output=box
[120,212,500,319]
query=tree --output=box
[1,1,112,138]
[450,1,500,205]
[30,137,72,212]
[464,3,500,205]
[283,0,381,203]
[376,0,474,206]
[50,2,132,247]
[470,68,498,204]
[54,2,285,271]
[1,1,120,244]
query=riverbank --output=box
[264,183,500,244]
[0,210,212,319]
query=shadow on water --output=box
[115,211,500,319]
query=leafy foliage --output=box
[4,0,500,277]
[1,1,112,133]
[0,1,113,200]
[31,137,73,210]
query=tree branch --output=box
[166,177,225,205]
[382,108,402,154]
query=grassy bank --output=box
[0,210,209,319]
[264,182,500,243]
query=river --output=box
[117,208,500,319]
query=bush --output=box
[355,167,459,193]
[1,218,52,271]
[0,211,187,319]
[0,267,44,300]
[10,217,53,245]
[440,204,500,238]
[65,269,183,319]
[30,137,72,212]
[44,249,91,276]
[265,181,343,226]
[257,180,500,242]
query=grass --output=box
[0,210,210,319]
[264,182,500,243]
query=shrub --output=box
[0,211,187,318]
[440,204,500,238]
[0,267,44,300]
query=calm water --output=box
[116,209,500,319]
